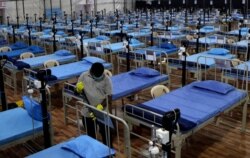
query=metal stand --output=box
[150,22,154,46]
[16,16,19,28]
[90,19,93,38]
[95,14,99,28]
[80,10,83,25]
[36,69,52,148]
[34,13,37,23]
[28,25,31,46]
[162,109,180,158]
[7,16,10,27]
[136,15,139,28]
[39,17,42,31]
[12,25,16,43]
[64,14,68,25]
[52,19,57,52]
[239,21,242,42]
[0,55,8,111]
[125,35,132,72]
[196,18,201,53]
[79,31,84,59]
[26,15,29,28]
[120,20,124,42]
[116,14,119,30]
[181,52,187,87]
[71,20,74,36]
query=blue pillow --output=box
[56,31,65,36]
[55,50,72,56]
[160,43,177,49]
[83,56,106,64]
[207,48,229,55]
[22,96,43,121]
[193,80,235,94]
[96,35,110,41]
[131,67,160,77]
[130,38,141,44]
[61,135,115,158]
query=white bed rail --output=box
[75,101,131,158]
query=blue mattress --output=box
[157,34,186,40]
[132,47,178,58]
[0,108,43,146]
[186,51,235,66]
[112,72,168,100]
[190,36,218,46]
[102,30,121,36]
[83,38,107,46]
[27,135,115,158]
[232,40,248,49]
[49,60,112,82]
[20,54,76,68]
[125,81,247,132]
[128,32,151,38]
[103,42,145,53]
[1,46,45,58]
[227,29,249,36]
[9,41,29,50]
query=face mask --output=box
[92,74,104,81]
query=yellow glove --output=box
[96,104,104,111]
[76,82,84,93]
[89,112,96,120]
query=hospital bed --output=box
[230,40,249,60]
[0,45,45,59]
[0,108,43,150]
[199,25,221,35]
[82,35,110,46]
[26,135,115,158]
[0,88,52,150]
[22,57,112,91]
[3,50,76,94]
[226,27,249,38]
[63,67,168,124]
[87,40,145,64]
[2,41,29,50]
[28,100,132,158]
[167,48,236,86]
[156,31,186,44]
[124,78,248,158]
[117,43,179,73]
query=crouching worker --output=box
[76,62,113,147]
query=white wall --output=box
[4,0,133,22]
[5,0,43,23]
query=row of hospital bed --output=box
[1,12,250,157]
[1,57,248,157]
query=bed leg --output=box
[175,143,182,158]
[63,96,68,125]
[241,101,248,132]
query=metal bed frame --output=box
[75,101,131,157]
[2,54,76,95]
[123,58,249,158]
[63,67,169,125]
[0,86,53,150]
